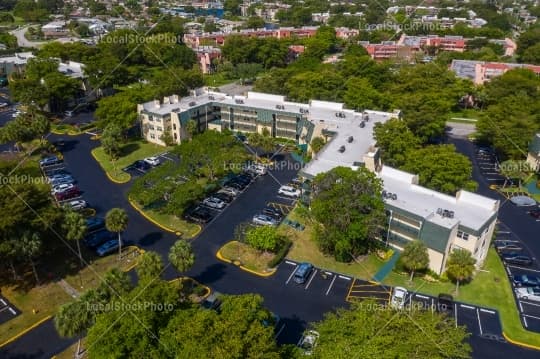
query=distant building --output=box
[450,60,540,84]
[195,46,221,74]
[41,21,69,38]
[0,52,35,77]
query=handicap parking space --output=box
[267,202,294,216]
[0,295,20,325]
[346,279,390,304]
[156,151,179,164]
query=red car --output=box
[55,187,81,201]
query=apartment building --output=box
[379,166,498,274]
[451,60,540,84]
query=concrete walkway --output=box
[57,279,80,299]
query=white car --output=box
[252,214,278,226]
[390,286,408,309]
[202,197,226,209]
[249,163,267,175]
[278,185,301,198]
[298,330,319,355]
[51,183,75,194]
[219,187,240,197]
[64,199,87,211]
[516,287,540,302]
[144,156,161,166]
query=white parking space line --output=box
[519,301,524,312]
[286,267,298,284]
[460,304,476,310]
[415,294,429,299]
[480,308,496,314]
[9,307,16,315]
[454,303,458,327]
[275,323,286,339]
[505,266,512,275]
[285,261,297,266]
[476,308,483,335]
[305,270,317,289]
[431,298,435,314]
[520,300,540,308]
[0,299,5,306]
[507,265,540,273]
[0,307,7,313]
[325,275,337,296]
[338,275,351,280]
[523,314,540,320]
[484,172,500,175]
[523,316,529,328]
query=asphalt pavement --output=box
[1,133,540,358]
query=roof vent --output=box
[338,145,346,153]
[189,101,196,106]
[347,136,353,143]
[359,121,365,128]
[363,113,369,121]
[276,104,284,110]
[300,108,309,114]
[208,95,215,100]
[235,99,244,104]
[335,112,345,118]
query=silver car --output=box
[202,197,226,209]
[64,199,87,211]
[252,214,278,226]
[516,287,540,302]
[219,187,240,197]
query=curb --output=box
[0,315,53,348]
[502,332,540,351]
[216,241,277,278]
[169,277,211,300]
[121,246,144,272]
[127,196,183,235]
[89,149,131,184]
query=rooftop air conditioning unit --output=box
[363,113,369,121]
[391,193,397,200]
[448,211,455,218]
[436,208,443,215]
[235,99,244,104]
[359,121,365,128]
[347,136,353,143]
[338,145,346,153]
[189,101,196,106]
[382,190,387,198]
[208,95,215,100]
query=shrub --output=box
[268,239,292,268]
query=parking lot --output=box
[122,151,178,177]
[474,148,506,185]
[0,295,20,325]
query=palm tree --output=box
[62,210,87,268]
[445,249,476,295]
[105,208,128,260]
[168,240,195,273]
[55,296,94,358]
[401,240,429,281]
[21,231,42,284]
[136,251,164,282]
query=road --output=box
[1,132,539,358]
[9,26,47,48]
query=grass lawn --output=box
[129,199,201,238]
[91,140,169,183]
[283,209,386,280]
[0,246,140,345]
[203,72,236,87]
[219,241,276,273]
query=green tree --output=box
[310,136,326,154]
[244,16,265,29]
[312,300,471,358]
[343,77,387,110]
[160,129,175,146]
[446,249,476,295]
[100,124,123,160]
[401,145,478,194]
[105,208,128,259]
[21,231,42,284]
[55,296,95,356]
[247,129,274,156]
[520,43,540,65]
[168,239,195,273]
[310,167,385,261]
[373,119,420,167]
[95,92,139,130]
[401,240,429,281]
[517,27,540,59]
[245,226,281,253]
[185,119,198,139]
[62,210,87,268]
[137,251,164,282]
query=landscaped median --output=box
[91,140,169,184]
[217,241,278,277]
[0,245,143,346]
[128,196,201,238]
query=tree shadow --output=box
[120,143,140,157]
[137,232,164,246]
[191,262,228,285]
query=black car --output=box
[84,230,115,249]
[212,192,233,203]
[225,180,247,190]
[233,175,251,185]
[262,207,283,220]
[133,160,151,171]
[502,253,533,266]
[185,206,213,223]
[86,217,105,232]
[528,209,540,219]
[513,274,540,287]
[436,293,454,312]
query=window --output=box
[457,231,469,241]
[173,124,177,130]
[149,125,155,130]
[150,134,155,139]
[156,126,163,132]
[148,116,154,122]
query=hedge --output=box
[268,239,292,268]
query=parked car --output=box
[45,168,70,177]
[64,199,87,211]
[513,274,540,287]
[262,207,283,220]
[54,187,81,201]
[436,293,454,312]
[249,163,267,175]
[84,230,115,249]
[528,209,540,219]
[225,180,246,190]
[495,241,523,252]
[212,192,233,203]
[502,253,533,266]
[391,286,408,309]
[219,187,240,197]
[133,160,151,171]
[202,197,226,209]
[39,156,61,167]
[201,291,222,310]
[50,176,76,186]
[515,287,540,302]
[297,330,319,355]
[86,217,105,232]
[144,156,161,166]
[233,175,251,185]
[185,206,213,223]
[96,239,121,257]
[278,185,301,198]
[252,214,278,226]
[47,173,72,182]
[51,183,77,194]
[293,262,314,284]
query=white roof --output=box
[0,52,35,65]
[379,166,498,231]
